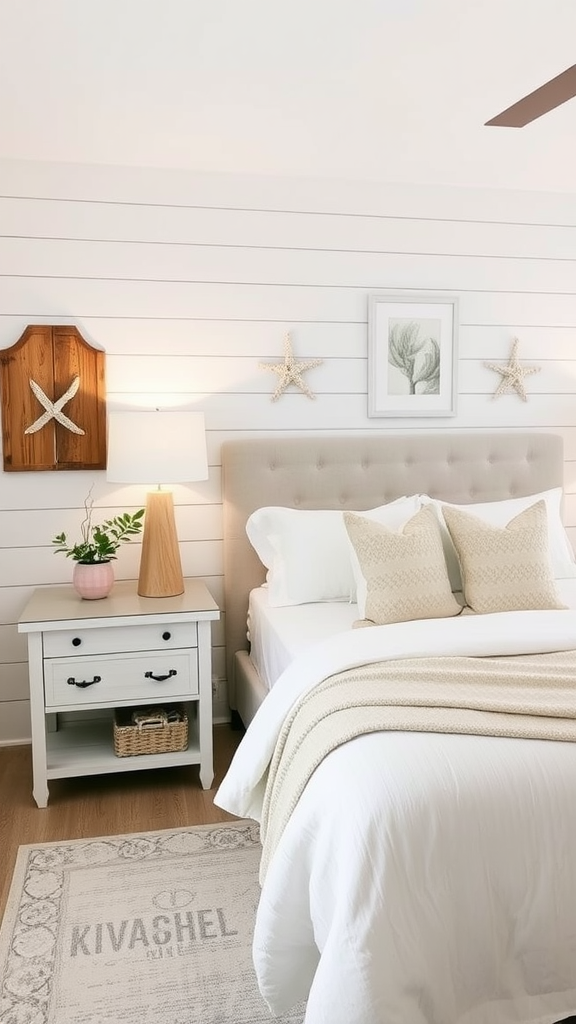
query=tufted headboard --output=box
[221,432,564,710]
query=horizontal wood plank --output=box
[2,196,575,259]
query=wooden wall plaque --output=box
[1,326,106,472]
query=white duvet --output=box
[215,611,576,1024]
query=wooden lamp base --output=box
[138,490,184,598]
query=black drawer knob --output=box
[162,631,171,641]
[72,637,82,647]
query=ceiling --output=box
[1,0,576,194]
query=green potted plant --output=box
[52,491,145,599]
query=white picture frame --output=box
[368,292,458,417]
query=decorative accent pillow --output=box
[442,500,567,614]
[343,506,462,625]
[246,496,421,607]
[421,487,576,590]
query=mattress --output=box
[247,580,576,693]
[247,587,358,691]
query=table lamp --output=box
[107,410,208,598]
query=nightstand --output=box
[18,579,220,808]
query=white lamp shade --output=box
[106,411,208,484]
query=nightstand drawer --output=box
[44,649,199,708]
[43,622,198,658]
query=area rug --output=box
[0,820,305,1024]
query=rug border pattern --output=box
[0,819,260,1024]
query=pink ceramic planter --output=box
[72,562,114,600]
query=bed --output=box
[216,432,576,1024]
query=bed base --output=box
[233,650,268,729]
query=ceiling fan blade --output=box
[485,64,576,127]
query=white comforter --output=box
[215,611,576,1024]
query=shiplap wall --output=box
[1,158,576,744]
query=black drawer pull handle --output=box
[72,637,82,647]
[162,631,171,641]
[145,669,177,682]
[67,675,101,689]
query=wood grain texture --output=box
[0,325,106,471]
[0,724,243,922]
[138,490,185,597]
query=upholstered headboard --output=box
[222,432,564,710]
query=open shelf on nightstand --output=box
[45,705,201,779]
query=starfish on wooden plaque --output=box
[484,338,540,401]
[259,333,323,401]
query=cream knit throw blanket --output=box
[259,650,576,882]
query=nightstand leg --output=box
[28,633,50,808]
[199,763,214,790]
[197,621,214,790]
[33,780,49,809]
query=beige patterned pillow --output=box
[442,500,566,614]
[343,506,461,625]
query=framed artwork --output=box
[368,292,458,417]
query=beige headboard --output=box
[222,431,564,709]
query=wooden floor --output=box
[0,724,242,923]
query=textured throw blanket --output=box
[259,650,576,881]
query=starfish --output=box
[259,333,323,401]
[484,339,540,401]
[24,376,85,434]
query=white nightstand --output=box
[18,579,220,808]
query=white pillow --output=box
[420,487,576,590]
[246,496,421,607]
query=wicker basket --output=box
[113,705,188,757]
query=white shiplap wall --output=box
[1,158,576,743]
